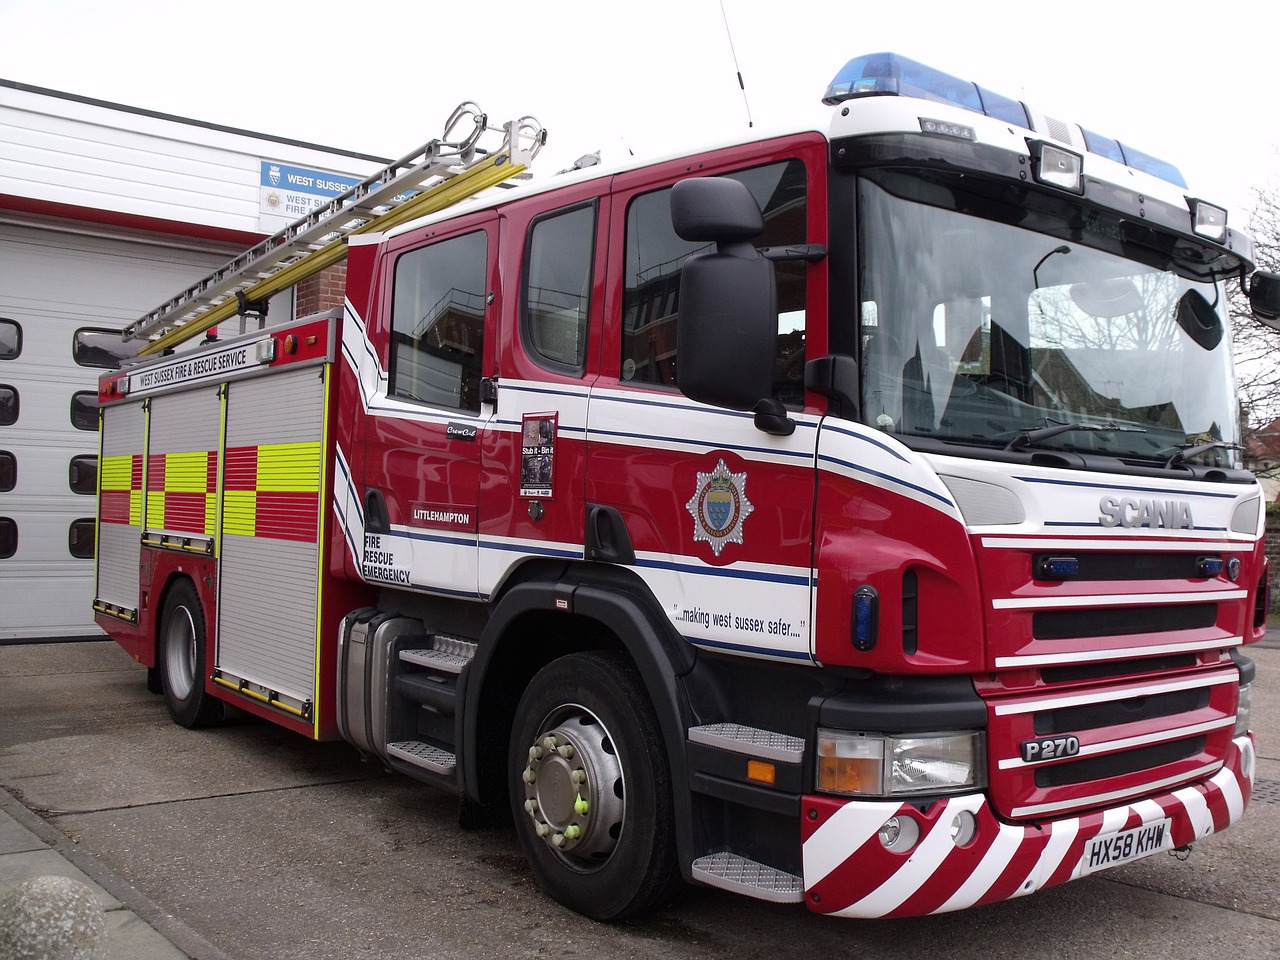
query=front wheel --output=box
[509,651,681,920]
[159,580,222,728]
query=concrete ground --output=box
[0,638,1276,960]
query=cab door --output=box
[586,137,828,661]
[358,214,498,596]
[477,183,610,595]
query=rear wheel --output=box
[509,651,681,920]
[159,580,222,728]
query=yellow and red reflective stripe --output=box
[100,454,143,526]
[145,451,217,534]
[223,441,321,542]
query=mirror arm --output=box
[753,398,795,436]
[760,243,827,263]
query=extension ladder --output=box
[124,102,545,355]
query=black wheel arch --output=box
[460,561,699,871]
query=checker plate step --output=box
[387,740,456,774]
[692,852,803,903]
[687,723,804,763]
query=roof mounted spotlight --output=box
[1188,198,1228,243]
[1028,140,1083,194]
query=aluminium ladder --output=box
[124,102,545,356]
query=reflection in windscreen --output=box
[857,175,1238,465]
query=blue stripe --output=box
[494,417,587,437]
[595,391,820,432]
[634,556,811,587]
[1044,520,1230,532]
[819,454,955,508]
[819,422,910,463]
[589,426,815,463]
[1014,475,1241,500]
[687,635,814,661]
[499,382,592,402]
[480,539,584,560]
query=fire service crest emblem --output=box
[686,459,754,557]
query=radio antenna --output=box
[719,0,753,128]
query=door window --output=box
[621,159,808,406]
[522,203,595,371]
[389,231,488,413]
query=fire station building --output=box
[0,79,381,639]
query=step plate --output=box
[692,852,804,903]
[399,648,472,674]
[387,740,457,775]
[687,723,805,763]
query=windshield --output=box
[856,170,1240,468]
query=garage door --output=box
[0,220,246,640]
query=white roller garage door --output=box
[0,218,262,640]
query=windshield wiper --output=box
[1164,440,1241,469]
[1005,420,1147,451]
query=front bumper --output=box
[800,734,1255,918]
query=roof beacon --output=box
[822,52,1187,188]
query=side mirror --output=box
[671,178,779,415]
[1249,270,1280,329]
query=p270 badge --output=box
[1021,735,1080,763]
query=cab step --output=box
[691,852,804,903]
[399,634,477,675]
[386,740,456,775]
[687,722,805,762]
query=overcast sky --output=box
[3,0,1278,223]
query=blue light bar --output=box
[824,53,1186,189]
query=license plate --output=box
[1080,818,1173,875]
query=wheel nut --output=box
[557,744,575,758]
[564,825,582,840]
[551,833,566,847]
[541,735,558,750]
[570,769,587,785]
[522,767,536,784]
[529,745,543,760]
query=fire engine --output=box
[94,56,1277,920]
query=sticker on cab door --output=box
[520,413,557,498]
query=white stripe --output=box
[1170,781,1214,839]
[997,718,1236,770]
[1012,762,1221,818]
[994,672,1236,716]
[980,537,1256,552]
[935,823,1024,913]
[995,636,1243,668]
[848,795,986,917]
[1016,818,1079,898]
[993,589,1246,610]
[802,800,898,887]
[1213,766,1245,823]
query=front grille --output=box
[1035,686,1210,735]
[1033,603,1217,640]
[1034,552,1216,581]
[1034,737,1206,787]
[1041,654,1199,685]
[986,667,1238,820]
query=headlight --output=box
[1235,683,1252,737]
[817,729,984,797]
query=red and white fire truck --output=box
[94,55,1277,920]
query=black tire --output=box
[509,651,681,920]
[159,580,223,728]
